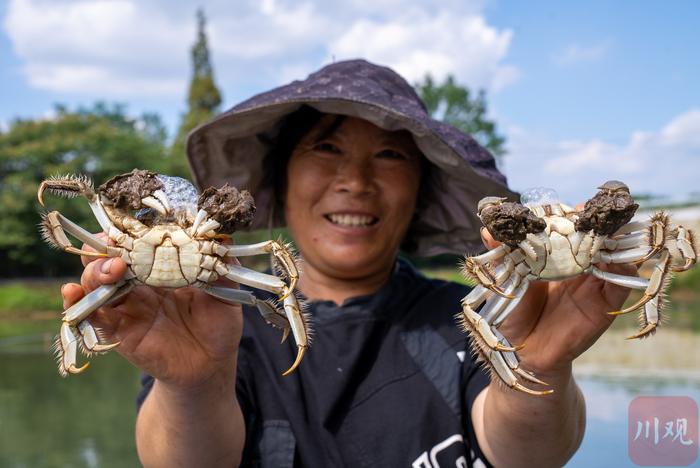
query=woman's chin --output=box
[316,246,395,278]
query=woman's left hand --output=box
[480,229,634,379]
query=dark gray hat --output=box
[187,59,517,256]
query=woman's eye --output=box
[377,149,408,160]
[313,142,341,154]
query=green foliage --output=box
[669,264,700,291]
[0,103,169,276]
[170,9,223,178]
[416,75,506,159]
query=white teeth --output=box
[327,214,376,227]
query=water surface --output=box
[1,349,698,467]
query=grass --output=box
[0,261,698,339]
[0,281,63,338]
[0,282,63,313]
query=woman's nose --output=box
[334,158,376,195]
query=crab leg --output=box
[37,177,117,236]
[612,221,651,236]
[467,244,511,264]
[224,241,300,295]
[596,246,653,264]
[463,278,550,395]
[57,282,128,376]
[41,211,123,258]
[493,278,530,328]
[462,257,516,299]
[467,315,552,396]
[589,251,671,317]
[198,284,290,330]
[459,278,521,352]
[481,274,522,324]
[670,226,697,271]
[217,263,287,294]
[216,262,308,375]
[626,296,663,339]
[494,328,551,387]
[603,231,648,250]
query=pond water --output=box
[568,376,700,467]
[1,350,698,467]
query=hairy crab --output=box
[38,169,308,376]
[460,181,697,395]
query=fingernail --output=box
[101,259,114,274]
[60,284,66,296]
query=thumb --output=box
[81,257,128,292]
[480,227,501,250]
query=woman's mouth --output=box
[324,213,379,227]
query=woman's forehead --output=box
[306,114,418,147]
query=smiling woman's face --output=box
[284,115,422,282]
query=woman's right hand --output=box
[60,235,243,390]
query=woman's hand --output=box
[60,234,243,389]
[472,229,631,467]
[480,229,633,378]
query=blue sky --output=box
[1,0,698,204]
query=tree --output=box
[170,9,223,178]
[0,103,168,277]
[416,75,506,160]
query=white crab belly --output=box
[130,238,201,287]
[537,232,585,280]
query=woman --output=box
[62,60,632,467]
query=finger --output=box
[80,232,112,267]
[81,257,128,292]
[480,227,501,250]
[61,282,85,309]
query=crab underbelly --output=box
[538,232,585,280]
[130,239,202,287]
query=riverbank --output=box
[574,328,700,380]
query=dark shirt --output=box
[137,259,493,467]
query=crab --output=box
[459,181,697,395]
[38,169,308,377]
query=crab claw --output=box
[515,368,550,386]
[280,327,290,344]
[141,196,169,215]
[282,345,307,376]
[625,323,657,340]
[68,362,90,374]
[514,382,554,396]
[38,175,95,206]
[494,342,524,352]
[487,284,516,299]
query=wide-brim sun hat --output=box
[187,59,517,256]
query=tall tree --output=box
[416,75,506,160]
[170,9,223,177]
[0,103,168,276]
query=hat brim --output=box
[187,62,517,256]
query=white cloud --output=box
[4,0,191,96]
[503,109,700,204]
[3,0,517,98]
[553,41,611,66]
[328,11,517,89]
